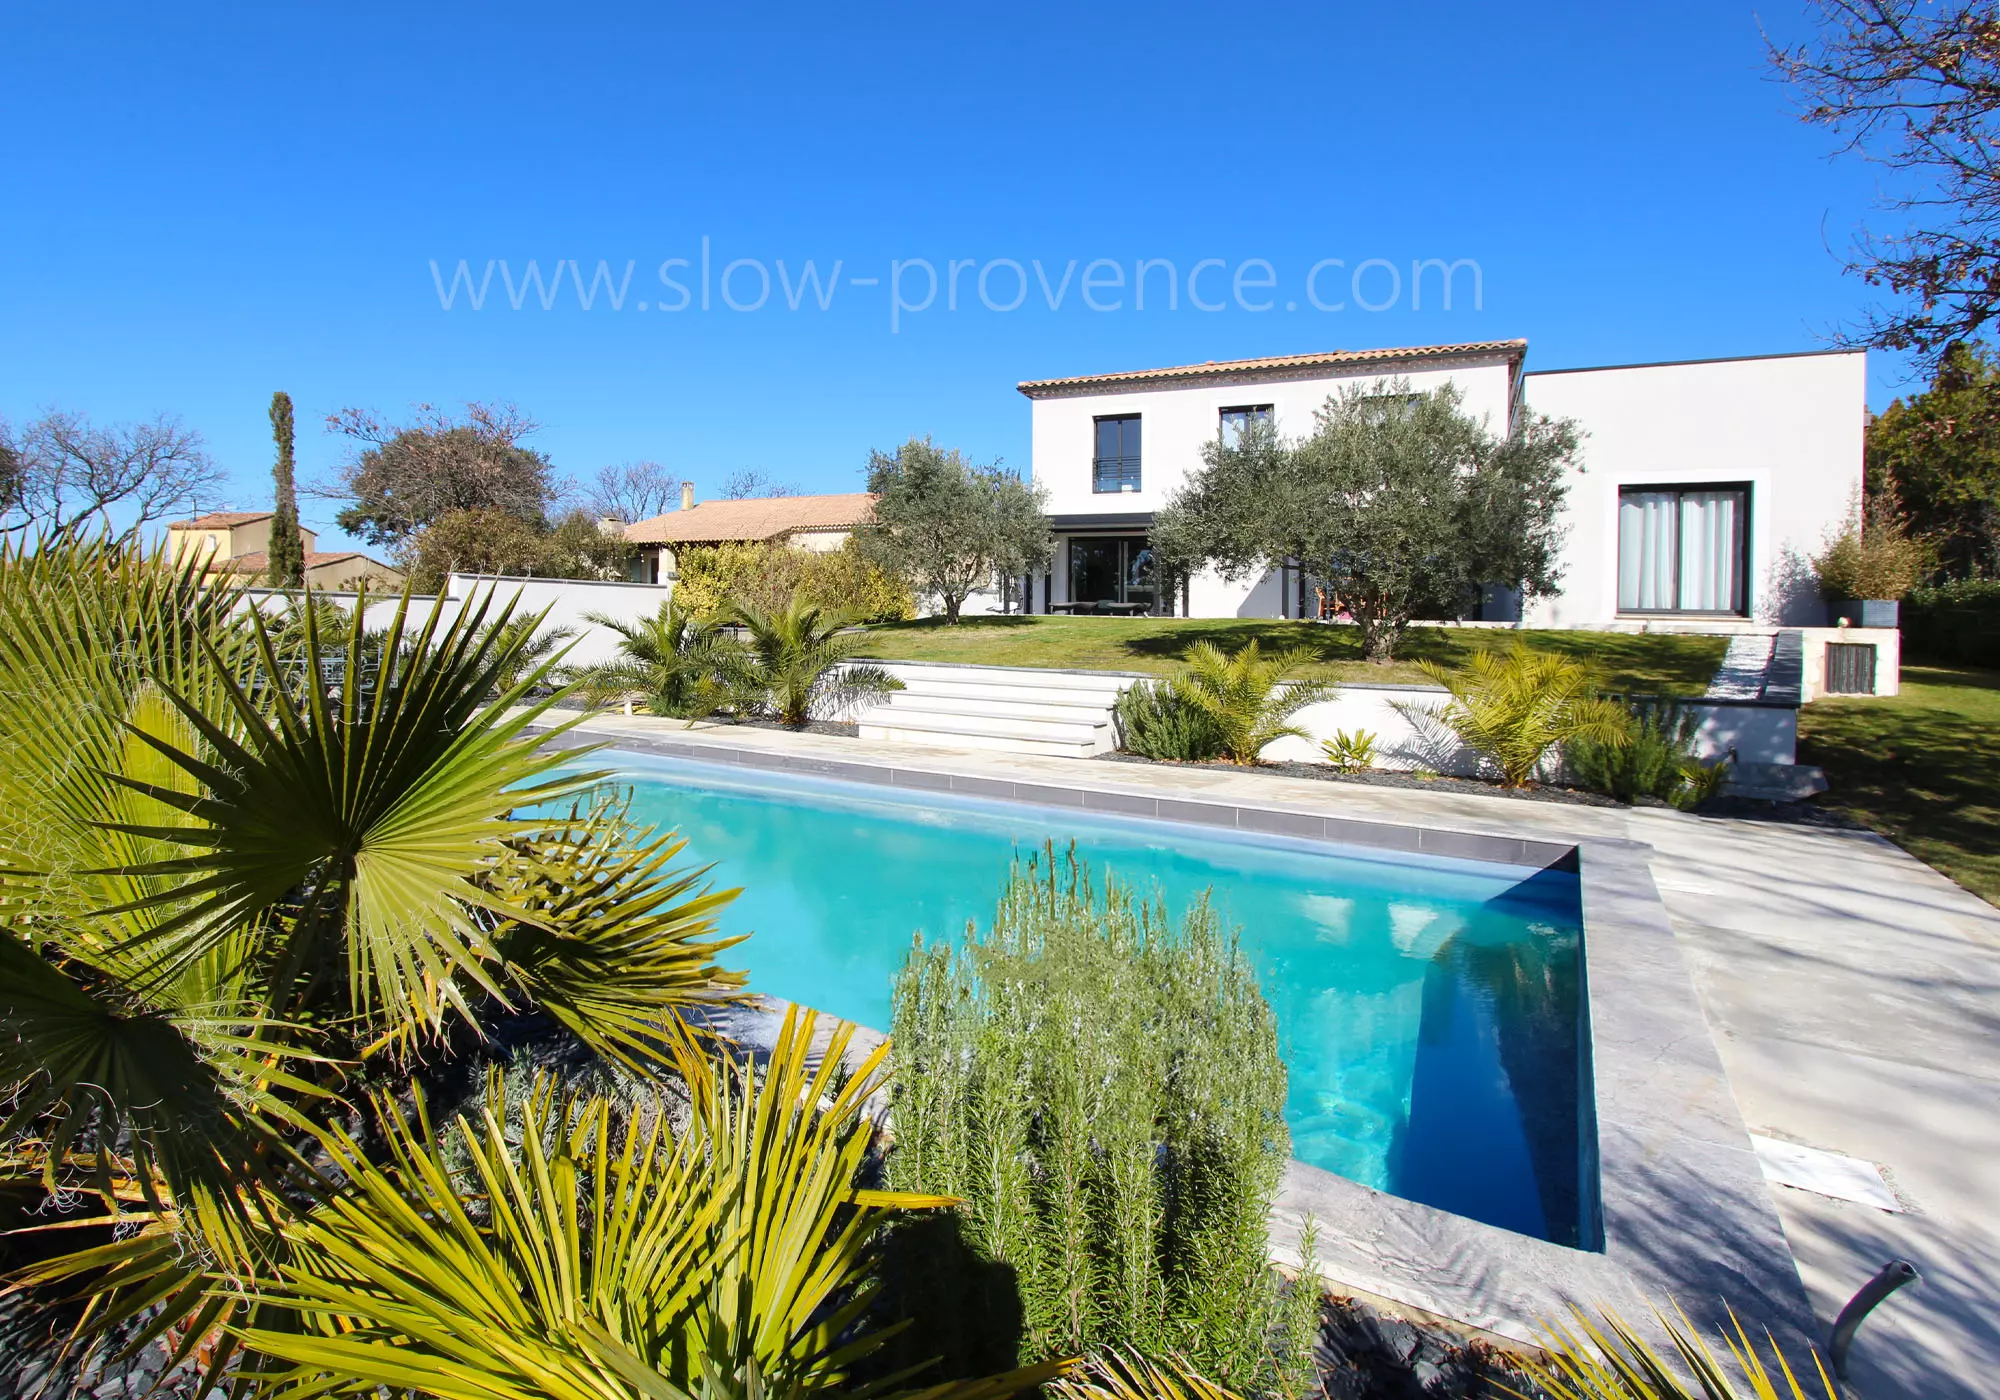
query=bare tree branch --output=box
[0,409,225,537]
[717,468,801,500]
[1774,0,2000,363]
[586,460,686,521]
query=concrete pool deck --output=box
[537,711,2000,1400]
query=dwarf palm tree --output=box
[480,610,579,696]
[1170,641,1337,765]
[1417,641,1629,787]
[571,599,742,718]
[234,1008,1067,1400]
[731,597,901,727]
[0,537,748,1392]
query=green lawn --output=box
[1799,665,2000,906]
[851,616,1729,695]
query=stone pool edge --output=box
[530,720,1815,1352]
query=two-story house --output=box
[1016,340,1864,628]
[166,511,405,590]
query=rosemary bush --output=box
[1115,679,1227,761]
[885,849,1295,1391]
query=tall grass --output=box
[884,849,1294,1391]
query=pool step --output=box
[851,662,1133,758]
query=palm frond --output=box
[91,587,598,1034]
[1418,641,1630,787]
[731,600,901,727]
[1050,1351,1242,1400]
[234,1009,1061,1400]
[1171,642,1335,765]
[487,802,751,1067]
[1506,1304,1838,1400]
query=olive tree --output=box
[864,437,1050,624]
[1153,382,1580,662]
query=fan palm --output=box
[1507,1305,1837,1400]
[478,611,579,696]
[233,1007,1069,1400]
[0,536,750,1392]
[730,598,901,727]
[571,600,743,718]
[1169,642,1337,765]
[1417,641,1630,787]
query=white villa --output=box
[1017,340,1866,628]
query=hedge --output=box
[1903,580,2000,669]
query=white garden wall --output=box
[848,661,1799,770]
[240,573,675,669]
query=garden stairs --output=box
[853,663,1130,758]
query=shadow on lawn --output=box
[1799,667,2000,903]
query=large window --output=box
[1068,536,1156,612]
[1219,404,1273,446]
[1093,415,1142,493]
[1617,485,1750,615]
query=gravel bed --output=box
[1311,1290,1549,1398]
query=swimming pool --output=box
[597,751,1592,1246]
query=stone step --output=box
[880,691,1116,723]
[872,662,1132,699]
[856,722,1105,760]
[859,707,1115,757]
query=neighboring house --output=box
[1017,340,1865,628]
[165,511,406,590]
[619,484,877,584]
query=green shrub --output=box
[1115,680,1226,761]
[798,536,917,622]
[1904,578,2000,668]
[885,850,1295,1391]
[568,599,742,717]
[1565,703,1728,810]
[1810,497,1933,600]
[673,539,915,622]
[1174,641,1337,765]
[1320,728,1378,771]
[731,596,901,725]
[1417,641,1629,787]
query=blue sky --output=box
[0,1,1906,554]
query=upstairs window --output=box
[1617,485,1750,615]
[1093,415,1142,493]
[1219,404,1273,447]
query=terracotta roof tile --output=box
[1016,340,1529,396]
[168,510,274,530]
[622,492,876,545]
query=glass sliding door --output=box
[1066,535,1158,613]
[1617,484,1749,615]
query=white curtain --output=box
[1617,491,1677,611]
[1677,490,1743,613]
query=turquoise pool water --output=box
[600,752,1591,1246]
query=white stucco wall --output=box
[446,574,676,667]
[1029,356,1518,520]
[1521,351,1866,628]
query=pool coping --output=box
[531,719,1816,1352]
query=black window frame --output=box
[1066,533,1161,613]
[1218,403,1274,444]
[1616,481,1753,618]
[1092,414,1142,494]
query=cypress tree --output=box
[268,391,307,587]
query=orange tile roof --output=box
[169,510,274,530]
[213,550,393,574]
[622,492,877,545]
[1016,340,1529,396]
